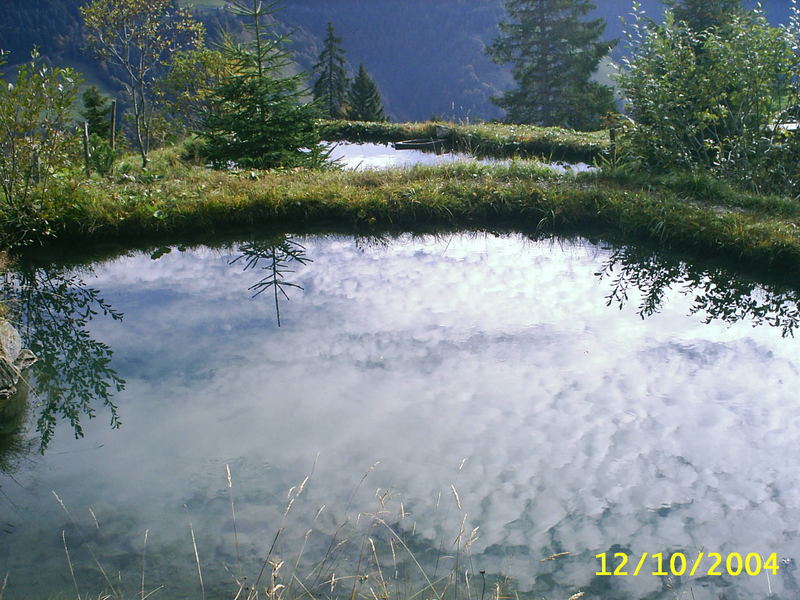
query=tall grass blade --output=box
[140,529,148,600]
[89,508,100,530]
[250,470,313,599]
[186,510,205,600]
[53,491,120,599]
[141,585,164,600]
[372,516,442,600]
[285,529,312,598]
[62,531,81,600]
[226,464,241,569]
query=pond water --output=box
[1,233,799,600]
[325,142,594,172]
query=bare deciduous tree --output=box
[81,0,204,167]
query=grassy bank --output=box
[7,144,797,285]
[319,120,609,163]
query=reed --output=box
[44,463,565,600]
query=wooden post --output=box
[110,99,117,151]
[32,151,40,184]
[609,126,617,166]
[83,121,91,177]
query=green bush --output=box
[0,50,80,246]
[617,3,800,192]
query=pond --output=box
[1,233,799,600]
[325,142,595,172]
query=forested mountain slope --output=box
[273,0,509,121]
[2,1,84,62]
[0,0,791,122]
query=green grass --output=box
[8,139,796,286]
[597,169,800,219]
[319,120,609,163]
[2,117,799,284]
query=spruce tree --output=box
[346,64,385,122]
[663,0,742,33]
[488,0,616,130]
[80,86,111,140]
[312,22,350,119]
[201,0,321,169]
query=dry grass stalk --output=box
[187,514,205,600]
[450,485,462,511]
[140,529,148,600]
[368,537,388,598]
[372,516,442,600]
[540,552,571,563]
[53,491,119,599]
[226,464,241,569]
[89,507,100,530]
[250,470,314,600]
[62,530,81,600]
[45,463,538,600]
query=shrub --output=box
[617,3,800,192]
[0,50,80,246]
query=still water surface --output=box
[325,142,594,172]
[1,233,799,600]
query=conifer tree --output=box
[201,0,321,169]
[346,64,385,122]
[488,0,615,130]
[312,22,350,119]
[80,86,111,140]
[663,0,742,33]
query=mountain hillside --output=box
[0,0,792,122]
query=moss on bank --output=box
[10,151,799,285]
[319,120,609,163]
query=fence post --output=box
[609,126,617,167]
[110,99,117,151]
[32,151,40,184]
[83,121,92,177]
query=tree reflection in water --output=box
[1,265,125,457]
[0,383,33,477]
[598,245,800,337]
[230,236,312,326]
[2,236,798,471]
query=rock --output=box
[434,125,453,139]
[0,319,36,399]
[0,320,21,362]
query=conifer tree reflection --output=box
[230,236,312,326]
[598,246,800,337]
[2,265,125,454]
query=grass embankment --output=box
[319,120,609,163]
[21,141,800,285]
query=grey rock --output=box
[0,319,36,399]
